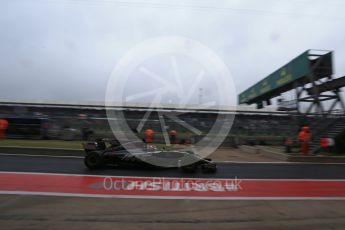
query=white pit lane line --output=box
[2,191,345,201]
[216,160,345,165]
[2,171,345,182]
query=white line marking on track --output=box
[1,171,345,182]
[215,161,345,165]
[1,191,345,200]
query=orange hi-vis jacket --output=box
[145,129,154,143]
[298,131,305,142]
[0,119,8,130]
[299,127,311,142]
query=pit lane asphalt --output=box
[1,154,345,179]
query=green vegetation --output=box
[0,139,190,151]
[0,134,286,150]
[0,139,83,149]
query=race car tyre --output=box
[84,151,103,170]
[181,164,197,173]
[201,164,217,173]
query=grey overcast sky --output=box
[0,0,345,105]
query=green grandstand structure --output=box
[239,50,345,153]
[239,50,345,114]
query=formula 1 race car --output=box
[82,139,217,173]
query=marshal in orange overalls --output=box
[145,128,154,144]
[0,119,9,140]
[298,126,311,155]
